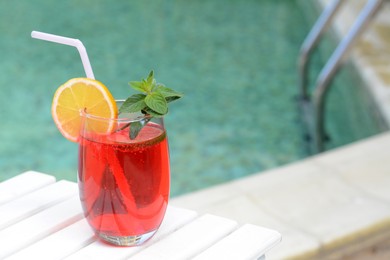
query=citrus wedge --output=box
[51,78,117,142]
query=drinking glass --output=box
[78,100,170,246]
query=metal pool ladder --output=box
[298,0,384,153]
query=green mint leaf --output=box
[155,85,184,99]
[144,92,168,115]
[142,107,165,118]
[165,96,182,103]
[130,81,147,93]
[143,80,153,93]
[146,70,154,86]
[129,117,151,140]
[130,121,143,140]
[119,94,147,113]
[118,70,183,140]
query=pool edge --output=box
[171,1,390,258]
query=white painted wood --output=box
[0,180,78,230]
[64,206,198,260]
[0,196,83,259]
[6,218,95,260]
[130,214,238,260]
[0,171,55,205]
[193,223,282,260]
[0,172,281,258]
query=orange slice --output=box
[51,78,117,142]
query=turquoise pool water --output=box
[0,0,384,196]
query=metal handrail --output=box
[298,0,384,152]
[298,0,344,100]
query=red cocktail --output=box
[78,106,170,246]
[34,31,181,246]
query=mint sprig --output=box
[119,70,183,139]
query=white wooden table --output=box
[0,171,281,259]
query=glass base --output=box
[98,229,157,246]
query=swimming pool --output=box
[0,0,385,196]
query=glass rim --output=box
[80,99,154,123]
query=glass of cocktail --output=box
[78,101,170,246]
[32,31,182,247]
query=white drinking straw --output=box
[31,31,95,79]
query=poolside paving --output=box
[318,0,390,126]
[173,1,390,258]
[171,132,390,259]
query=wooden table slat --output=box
[130,214,238,260]
[0,171,56,205]
[0,172,281,259]
[0,180,78,230]
[6,218,95,260]
[64,206,198,260]
[0,196,83,258]
[193,223,282,260]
